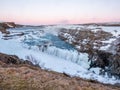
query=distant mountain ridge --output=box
[78,22,120,26]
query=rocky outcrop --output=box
[88,50,111,70]
[0,22,16,34]
[89,37,120,78]
[88,50,120,79]
[59,28,120,78]
[0,26,9,34]
[108,37,120,55]
[0,22,16,28]
[59,28,112,53]
[107,37,120,78]
[0,53,33,66]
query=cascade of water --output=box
[21,32,89,68]
[45,46,89,68]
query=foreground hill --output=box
[0,53,119,90]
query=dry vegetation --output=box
[0,53,120,90]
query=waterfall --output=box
[21,33,89,68]
[26,45,89,68]
[45,46,89,67]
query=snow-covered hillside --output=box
[0,24,120,85]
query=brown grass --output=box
[0,63,119,90]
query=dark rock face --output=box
[0,53,33,66]
[23,60,33,65]
[107,37,120,78]
[0,22,16,34]
[88,37,120,78]
[108,54,120,78]
[88,50,111,70]
[0,53,20,64]
[0,27,8,34]
[108,37,120,55]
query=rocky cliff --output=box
[59,28,120,78]
[0,22,16,34]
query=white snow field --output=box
[0,25,120,85]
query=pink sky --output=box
[0,0,120,25]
